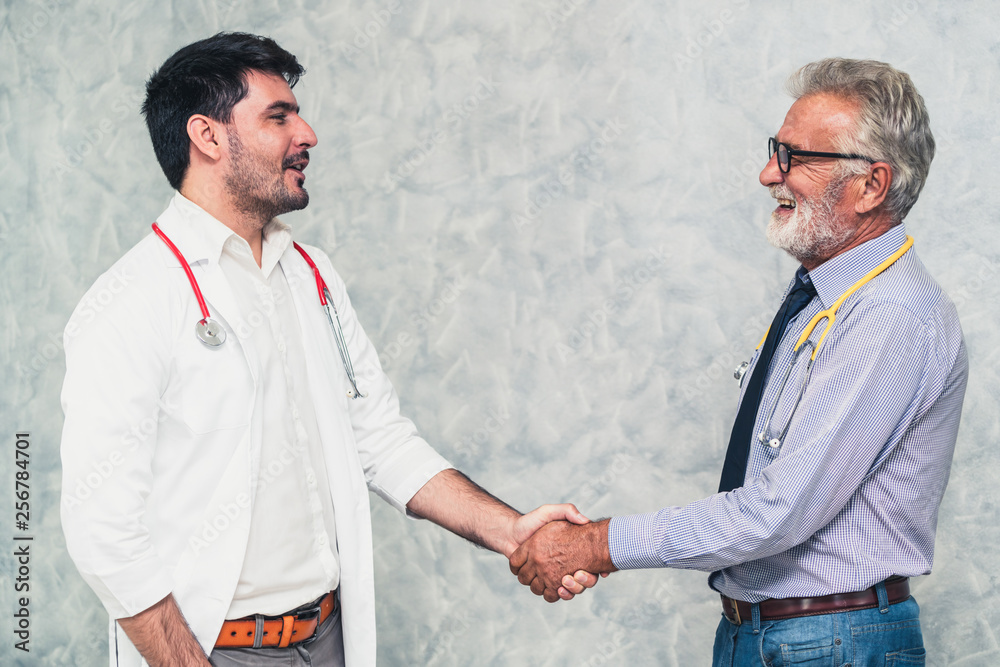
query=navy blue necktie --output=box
[718,273,817,493]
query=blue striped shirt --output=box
[608,224,968,602]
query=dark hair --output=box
[141,32,305,190]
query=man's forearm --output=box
[117,594,211,667]
[406,469,522,555]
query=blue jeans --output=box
[712,592,925,666]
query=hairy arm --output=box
[117,594,211,667]
[407,469,593,557]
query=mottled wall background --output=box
[2,0,998,665]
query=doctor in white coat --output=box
[60,32,596,667]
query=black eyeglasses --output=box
[768,137,875,174]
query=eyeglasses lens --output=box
[768,139,790,173]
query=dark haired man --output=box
[60,32,593,667]
[511,59,968,665]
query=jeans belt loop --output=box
[751,602,761,634]
[252,616,264,649]
[875,580,890,614]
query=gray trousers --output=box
[209,601,345,667]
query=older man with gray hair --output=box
[510,58,968,665]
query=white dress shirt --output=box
[208,211,340,619]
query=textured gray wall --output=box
[1,0,998,665]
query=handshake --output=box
[503,504,618,603]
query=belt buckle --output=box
[722,596,741,625]
[292,603,323,646]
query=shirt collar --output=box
[804,224,909,308]
[158,191,292,277]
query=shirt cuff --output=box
[608,512,666,570]
[367,439,453,515]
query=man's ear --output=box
[855,162,892,215]
[186,114,225,163]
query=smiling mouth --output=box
[777,198,796,210]
[284,163,307,186]
[283,152,310,183]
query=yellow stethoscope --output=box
[734,235,914,450]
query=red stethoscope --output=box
[151,222,366,398]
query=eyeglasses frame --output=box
[768,137,876,174]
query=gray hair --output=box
[786,58,935,222]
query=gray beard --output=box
[766,178,854,265]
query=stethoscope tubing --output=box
[748,236,915,450]
[152,222,211,322]
[151,223,365,398]
[294,241,366,399]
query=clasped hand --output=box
[507,507,615,602]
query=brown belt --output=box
[216,591,336,649]
[722,577,910,624]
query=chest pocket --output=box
[165,322,254,434]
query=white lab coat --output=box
[60,194,451,667]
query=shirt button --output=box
[317,535,327,546]
[306,472,316,486]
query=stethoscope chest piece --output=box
[196,318,227,347]
[734,361,749,382]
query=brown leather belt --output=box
[215,591,336,648]
[721,577,910,624]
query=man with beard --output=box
[510,58,968,665]
[60,33,595,667]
